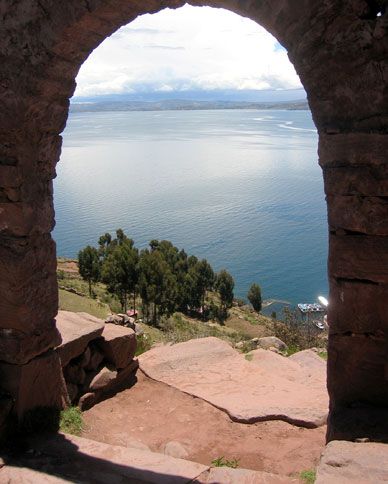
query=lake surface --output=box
[54,109,328,308]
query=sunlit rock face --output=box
[0,0,387,440]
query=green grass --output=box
[211,456,239,469]
[59,289,111,319]
[60,407,84,436]
[245,353,253,361]
[300,469,316,483]
[318,350,328,360]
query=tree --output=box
[215,269,234,320]
[247,283,262,312]
[101,239,138,312]
[78,246,100,296]
[138,250,177,326]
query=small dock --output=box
[297,303,325,314]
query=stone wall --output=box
[0,0,387,441]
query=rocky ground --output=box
[82,337,328,480]
[82,371,326,478]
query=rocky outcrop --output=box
[139,337,328,427]
[55,311,138,410]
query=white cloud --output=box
[74,5,302,97]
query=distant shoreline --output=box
[70,99,309,114]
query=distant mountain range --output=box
[70,98,309,113]
[70,89,309,113]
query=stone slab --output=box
[139,337,328,428]
[20,432,208,483]
[0,432,294,483]
[55,311,104,366]
[97,323,136,369]
[316,440,388,483]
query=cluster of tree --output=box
[78,229,235,325]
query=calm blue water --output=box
[54,109,328,307]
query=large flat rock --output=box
[316,440,388,483]
[139,337,328,427]
[55,311,105,366]
[0,432,208,484]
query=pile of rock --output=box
[235,336,287,353]
[56,311,138,410]
[105,313,144,335]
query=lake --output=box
[54,108,327,310]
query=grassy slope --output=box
[59,289,111,320]
[57,258,276,345]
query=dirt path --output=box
[82,371,325,478]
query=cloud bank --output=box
[74,5,303,97]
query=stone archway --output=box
[0,0,387,442]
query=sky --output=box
[74,4,303,99]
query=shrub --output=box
[273,307,324,352]
[300,469,316,483]
[211,456,239,469]
[59,406,84,436]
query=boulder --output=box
[256,336,287,352]
[0,350,67,419]
[139,337,328,428]
[163,441,189,459]
[97,323,136,369]
[316,440,388,483]
[55,311,104,367]
[134,322,144,335]
[89,367,117,392]
[80,360,139,411]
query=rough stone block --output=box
[55,311,104,367]
[0,350,67,419]
[327,195,388,235]
[329,233,388,283]
[327,334,388,408]
[0,234,59,364]
[323,164,388,196]
[0,200,54,237]
[97,323,136,369]
[328,278,388,334]
[319,133,388,167]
